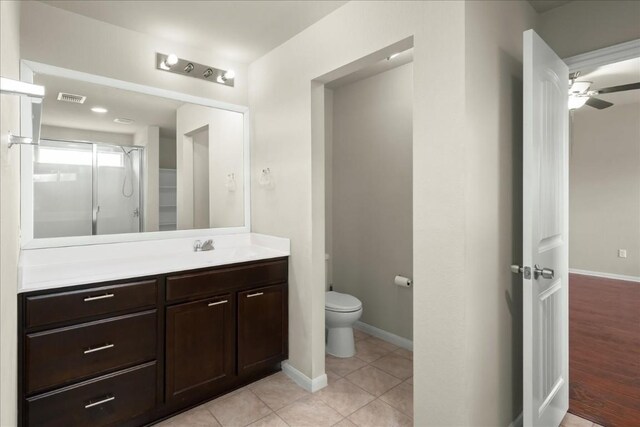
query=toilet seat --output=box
[325,291,362,313]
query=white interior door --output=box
[522,29,569,427]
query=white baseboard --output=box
[281,361,327,392]
[354,321,413,351]
[569,268,640,283]
[508,412,523,427]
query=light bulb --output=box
[223,69,235,80]
[91,106,108,113]
[164,53,178,67]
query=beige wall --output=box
[0,2,21,425]
[328,63,413,340]
[464,1,537,423]
[250,1,467,423]
[20,1,248,106]
[570,103,640,277]
[249,0,538,424]
[538,0,640,58]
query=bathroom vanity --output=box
[17,234,289,427]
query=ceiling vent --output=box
[114,118,135,125]
[57,92,86,104]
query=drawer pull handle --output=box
[84,343,114,354]
[247,292,264,298]
[208,300,228,307]
[83,293,114,302]
[85,395,115,409]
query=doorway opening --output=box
[318,43,414,419]
[565,53,640,427]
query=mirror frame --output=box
[20,60,251,249]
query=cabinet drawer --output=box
[25,280,157,328]
[26,311,157,394]
[26,362,156,427]
[166,259,287,302]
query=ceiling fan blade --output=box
[585,97,614,109]
[597,82,640,94]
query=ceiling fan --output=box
[568,71,640,110]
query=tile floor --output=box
[156,331,600,427]
[156,329,413,426]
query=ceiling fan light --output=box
[569,80,592,95]
[568,95,588,110]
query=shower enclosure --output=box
[33,139,144,238]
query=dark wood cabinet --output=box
[165,293,234,403]
[238,284,287,375]
[25,310,157,394]
[19,257,288,427]
[26,362,157,427]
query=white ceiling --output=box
[35,73,183,138]
[40,0,348,64]
[527,0,574,13]
[576,57,640,108]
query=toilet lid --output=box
[325,291,362,312]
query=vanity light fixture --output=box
[217,69,235,84]
[91,106,108,113]
[164,53,178,67]
[156,53,235,87]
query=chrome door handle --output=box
[208,300,228,306]
[84,343,114,354]
[84,293,114,302]
[534,264,554,279]
[84,395,115,409]
[247,292,264,298]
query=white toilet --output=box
[325,291,363,358]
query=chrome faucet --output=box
[193,239,215,252]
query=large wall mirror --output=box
[20,61,250,248]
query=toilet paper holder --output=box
[394,275,412,287]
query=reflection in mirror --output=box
[31,73,245,239]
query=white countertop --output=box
[18,233,290,293]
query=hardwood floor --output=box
[569,273,640,427]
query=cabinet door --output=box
[165,294,234,402]
[238,284,287,375]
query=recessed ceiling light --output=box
[91,106,108,113]
[114,118,134,125]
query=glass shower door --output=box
[95,145,142,235]
[33,140,93,238]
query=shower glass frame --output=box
[33,138,145,237]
